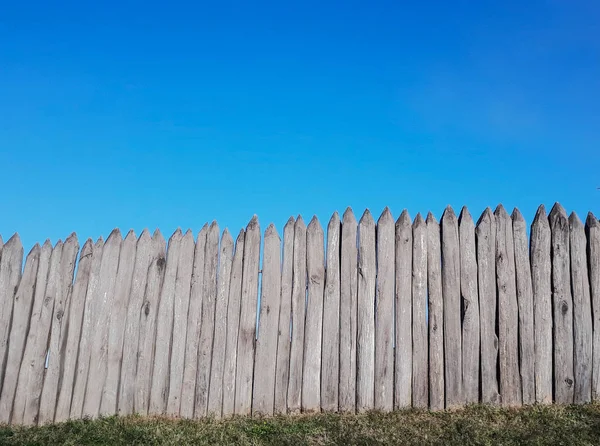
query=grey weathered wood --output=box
[587,213,600,401]
[287,216,307,414]
[180,224,208,418]
[83,230,122,418]
[570,212,592,404]
[357,210,375,412]
[459,208,479,405]
[118,229,154,416]
[55,239,94,422]
[222,229,245,417]
[321,212,340,412]
[149,229,182,415]
[70,238,104,419]
[426,213,444,410]
[234,216,261,415]
[100,231,136,417]
[339,208,358,413]
[207,229,234,418]
[512,209,535,405]
[274,217,294,414]
[476,208,500,405]
[253,224,282,415]
[375,208,394,411]
[531,205,552,404]
[550,203,574,404]
[410,213,426,408]
[302,217,325,413]
[441,206,463,408]
[394,209,412,409]
[0,234,24,392]
[135,230,167,415]
[194,222,220,418]
[0,244,40,424]
[495,205,521,407]
[166,229,195,416]
[39,234,79,424]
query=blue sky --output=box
[1,0,599,250]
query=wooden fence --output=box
[0,203,599,425]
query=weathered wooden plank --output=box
[426,213,444,410]
[587,213,600,401]
[476,208,500,405]
[234,216,261,415]
[0,244,40,423]
[135,230,167,415]
[550,203,574,404]
[0,234,24,392]
[149,229,182,415]
[207,229,234,418]
[339,208,358,413]
[570,212,592,404]
[302,217,325,413]
[194,222,220,418]
[39,234,79,424]
[100,231,136,417]
[117,229,153,416]
[166,229,195,416]
[253,224,282,415]
[70,238,104,419]
[531,205,552,404]
[495,205,521,407]
[274,217,294,414]
[512,209,535,405]
[222,229,244,417]
[410,213,426,408]
[287,216,307,414]
[321,212,340,412]
[374,208,394,411]
[357,210,376,412]
[441,206,463,408]
[180,224,208,419]
[83,230,122,418]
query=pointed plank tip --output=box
[285,215,296,226]
[586,212,599,228]
[295,215,306,227]
[125,229,137,240]
[43,238,53,249]
[6,233,22,246]
[426,211,438,224]
[27,243,41,257]
[342,207,357,224]
[568,211,583,228]
[359,209,374,224]
[511,208,524,222]
[265,223,278,237]
[413,212,426,227]
[442,205,457,219]
[378,207,393,224]
[494,204,510,219]
[396,209,411,227]
[549,202,567,218]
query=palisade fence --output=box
[0,203,599,426]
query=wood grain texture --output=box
[302,217,325,413]
[587,213,600,401]
[0,244,41,423]
[207,229,234,418]
[550,203,574,404]
[339,208,358,413]
[375,208,394,411]
[426,213,444,410]
[396,210,414,409]
[222,229,245,417]
[531,206,552,404]
[287,216,307,414]
[118,229,154,416]
[234,216,261,415]
[460,207,479,405]
[321,212,340,412]
[442,206,462,408]
[570,212,592,404]
[180,224,208,419]
[135,231,167,415]
[512,209,535,405]
[166,230,195,416]
[274,217,294,414]
[357,210,375,412]
[253,224,282,415]
[476,208,500,405]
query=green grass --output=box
[2,404,600,445]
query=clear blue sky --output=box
[1,0,599,250]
